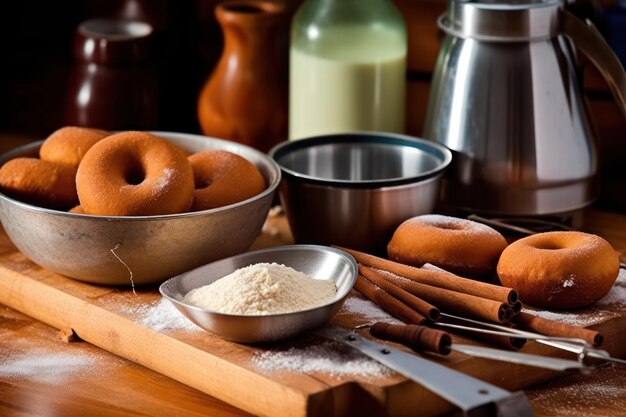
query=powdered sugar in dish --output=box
[183,263,336,315]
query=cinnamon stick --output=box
[354,274,428,325]
[364,266,510,323]
[512,312,604,347]
[335,246,517,305]
[359,264,440,322]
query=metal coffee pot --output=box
[423,0,626,216]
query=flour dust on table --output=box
[119,298,201,332]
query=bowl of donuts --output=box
[0,127,280,285]
[269,132,453,253]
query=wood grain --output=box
[1,210,625,417]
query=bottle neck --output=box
[291,0,406,57]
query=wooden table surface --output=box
[1,133,625,417]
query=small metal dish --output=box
[159,245,357,343]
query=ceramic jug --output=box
[197,1,288,152]
[423,0,626,216]
[65,19,159,130]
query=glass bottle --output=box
[289,0,407,140]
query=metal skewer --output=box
[437,313,626,365]
[467,214,626,269]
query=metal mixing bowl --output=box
[0,131,280,285]
[269,132,452,253]
[159,245,357,343]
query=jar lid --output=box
[74,19,153,65]
[439,0,561,42]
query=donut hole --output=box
[195,177,213,190]
[435,222,465,231]
[124,165,146,185]
[534,242,563,250]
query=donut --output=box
[76,131,195,216]
[188,150,266,211]
[40,126,110,168]
[497,231,620,309]
[387,214,508,278]
[0,157,78,209]
[69,205,85,214]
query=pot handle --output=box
[562,10,626,118]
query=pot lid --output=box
[439,0,561,42]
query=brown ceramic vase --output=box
[197,1,288,152]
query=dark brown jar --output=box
[65,18,159,130]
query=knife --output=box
[318,325,536,417]
[368,322,587,371]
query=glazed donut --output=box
[387,214,508,278]
[40,126,110,168]
[188,150,265,211]
[0,157,78,209]
[76,131,195,216]
[497,231,620,309]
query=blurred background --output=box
[0,0,624,210]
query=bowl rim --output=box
[269,131,453,188]
[0,131,281,220]
[159,244,358,319]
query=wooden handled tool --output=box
[370,322,452,355]
[366,322,587,371]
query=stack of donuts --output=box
[0,127,266,216]
[387,214,620,309]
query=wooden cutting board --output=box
[1,211,625,417]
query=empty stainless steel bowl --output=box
[0,131,280,285]
[269,132,452,252]
[159,245,357,343]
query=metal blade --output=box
[318,326,535,416]
[453,344,587,371]
[584,350,626,365]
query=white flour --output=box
[0,308,124,385]
[184,263,336,315]
[252,339,392,379]
[120,298,201,332]
[527,363,626,416]
[338,295,403,325]
[0,350,98,385]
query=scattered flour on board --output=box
[251,295,396,379]
[523,268,626,327]
[120,298,201,332]
[527,363,626,417]
[0,349,99,385]
[0,309,124,385]
[337,294,403,325]
[252,339,392,379]
[183,263,336,315]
